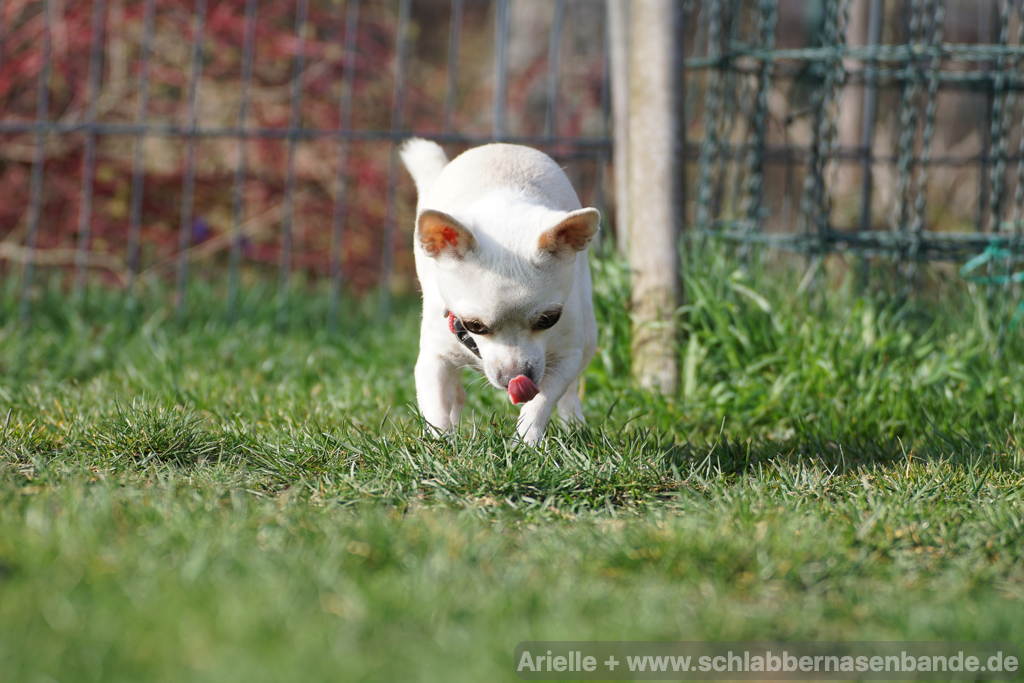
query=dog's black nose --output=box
[498,364,535,388]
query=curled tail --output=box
[399,138,448,195]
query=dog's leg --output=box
[556,378,585,424]
[516,351,583,444]
[415,353,463,433]
[449,377,466,426]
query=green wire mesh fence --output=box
[685,0,1024,265]
[3,0,1024,324]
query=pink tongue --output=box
[508,375,539,404]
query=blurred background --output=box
[0,0,610,306]
[0,0,1022,316]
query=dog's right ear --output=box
[416,210,475,259]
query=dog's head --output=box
[416,205,599,391]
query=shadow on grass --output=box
[660,424,1024,476]
[3,406,1021,513]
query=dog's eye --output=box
[533,310,561,330]
[462,319,490,335]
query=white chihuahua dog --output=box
[399,138,600,444]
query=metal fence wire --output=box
[688,0,1024,262]
[1,0,1024,323]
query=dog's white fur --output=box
[400,138,600,443]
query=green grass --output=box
[2,251,1023,682]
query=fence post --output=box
[608,0,630,252]
[837,0,868,200]
[626,0,682,395]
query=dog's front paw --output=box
[516,412,548,445]
[520,429,544,446]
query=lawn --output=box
[1,252,1023,682]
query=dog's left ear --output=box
[537,208,601,257]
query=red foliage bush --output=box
[0,0,607,291]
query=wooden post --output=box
[626,0,682,394]
[837,0,869,199]
[608,0,630,252]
